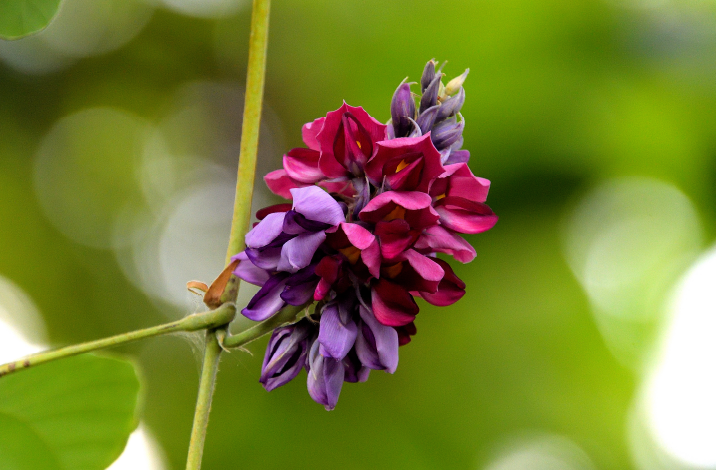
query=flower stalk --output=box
[0,304,236,378]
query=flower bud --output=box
[420,59,436,93]
[419,74,441,114]
[431,116,465,151]
[390,82,416,138]
[436,87,465,121]
[445,68,469,96]
[416,105,439,134]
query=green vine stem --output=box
[0,304,236,378]
[225,0,271,266]
[186,0,272,468]
[185,330,223,470]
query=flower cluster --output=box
[232,60,497,410]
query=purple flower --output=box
[390,82,416,139]
[234,186,345,320]
[306,339,345,411]
[355,304,399,373]
[260,320,313,391]
[242,272,289,321]
[317,296,358,360]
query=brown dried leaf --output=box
[203,259,240,309]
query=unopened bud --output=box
[420,74,441,113]
[436,87,465,121]
[431,116,464,150]
[445,68,469,96]
[390,82,416,138]
[420,59,436,93]
[417,105,439,134]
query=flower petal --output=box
[317,102,387,179]
[361,240,381,279]
[392,249,445,294]
[260,321,311,391]
[395,322,417,346]
[340,222,376,250]
[281,265,319,306]
[342,349,370,383]
[232,251,271,286]
[256,203,293,220]
[282,210,332,235]
[244,246,282,271]
[245,211,286,248]
[290,186,345,226]
[414,225,476,263]
[264,169,308,200]
[278,231,326,273]
[390,82,416,138]
[283,148,324,184]
[431,163,490,203]
[371,279,419,327]
[302,117,325,151]
[375,219,419,260]
[307,340,345,411]
[318,303,358,360]
[365,134,443,192]
[355,304,399,373]
[359,191,439,229]
[418,258,466,306]
[242,273,288,321]
[444,149,470,165]
[314,255,343,301]
[433,196,498,234]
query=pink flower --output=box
[429,163,498,234]
[316,102,388,179]
[365,133,445,192]
[358,191,440,230]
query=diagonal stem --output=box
[186,0,272,469]
[0,304,235,378]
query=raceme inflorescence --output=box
[232,60,498,410]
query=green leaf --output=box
[0,0,62,40]
[0,354,141,470]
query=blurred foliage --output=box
[1,0,716,469]
[0,354,140,469]
[0,0,61,40]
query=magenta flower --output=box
[316,102,387,179]
[233,60,497,410]
[365,133,444,192]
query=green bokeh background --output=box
[1,0,715,468]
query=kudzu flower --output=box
[232,60,497,410]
